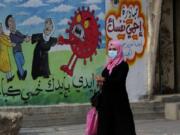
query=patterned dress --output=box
[0,34,12,73]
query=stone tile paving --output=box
[20,119,180,135]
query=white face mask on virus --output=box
[108,50,118,59]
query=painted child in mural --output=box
[31,18,57,80]
[5,15,30,80]
[0,22,14,82]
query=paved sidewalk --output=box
[20,119,180,135]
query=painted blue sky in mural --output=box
[0,0,105,48]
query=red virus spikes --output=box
[87,7,90,11]
[78,7,81,12]
[68,21,72,26]
[74,11,77,15]
[91,10,95,15]
[90,56,93,62]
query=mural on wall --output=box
[106,0,147,63]
[0,0,106,106]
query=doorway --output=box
[174,0,180,93]
[154,0,175,95]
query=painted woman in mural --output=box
[5,15,30,80]
[95,40,136,135]
[58,7,101,77]
[31,18,57,80]
[0,22,14,82]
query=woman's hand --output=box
[95,75,105,88]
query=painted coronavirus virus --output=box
[58,7,101,76]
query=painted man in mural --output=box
[31,18,57,80]
[5,15,30,80]
[0,22,14,82]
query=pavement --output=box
[20,119,180,135]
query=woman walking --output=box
[96,39,136,135]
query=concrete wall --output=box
[174,0,180,92]
[155,0,175,94]
[0,102,164,128]
[105,0,180,101]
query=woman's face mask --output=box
[108,47,118,59]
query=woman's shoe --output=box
[7,75,14,83]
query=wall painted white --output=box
[105,0,149,102]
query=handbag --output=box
[90,91,102,110]
[84,107,98,135]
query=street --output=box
[20,119,180,135]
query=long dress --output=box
[97,61,136,135]
[0,34,12,73]
[31,33,57,80]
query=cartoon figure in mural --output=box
[58,7,101,76]
[0,22,15,82]
[31,18,57,80]
[5,15,30,80]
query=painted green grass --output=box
[0,42,106,106]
